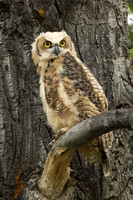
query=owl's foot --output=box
[55,127,70,140]
[48,127,70,147]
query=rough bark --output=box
[0,0,133,200]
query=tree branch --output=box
[37,109,133,199]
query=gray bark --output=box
[0,0,133,200]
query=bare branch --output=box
[52,108,133,149]
[37,109,133,199]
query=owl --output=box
[32,31,113,176]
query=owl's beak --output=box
[53,45,60,56]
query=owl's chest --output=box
[39,60,80,132]
[43,61,62,104]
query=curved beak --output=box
[53,45,60,56]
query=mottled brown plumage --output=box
[32,31,113,176]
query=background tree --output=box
[128,0,133,62]
[0,0,133,200]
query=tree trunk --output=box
[0,0,133,200]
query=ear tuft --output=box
[31,40,39,66]
[31,32,45,66]
[61,29,67,33]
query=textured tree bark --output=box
[0,0,133,200]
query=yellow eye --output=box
[59,40,66,47]
[43,41,52,48]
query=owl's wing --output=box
[61,52,108,117]
[61,53,113,176]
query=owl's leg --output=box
[48,127,70,146]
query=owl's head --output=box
[32,31,77,67]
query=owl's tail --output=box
[102,158,110,177]
[99,131,113,177]
[79,138,111,177]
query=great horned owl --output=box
[32,31,113,176]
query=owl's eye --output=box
[59,40,66,47]
[43,41,52,48]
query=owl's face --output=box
[32,31,76,66]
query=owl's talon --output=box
[54,130,64,140]
[47,139,56,148]
[48,127,70,148]
[54,127,70,141]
